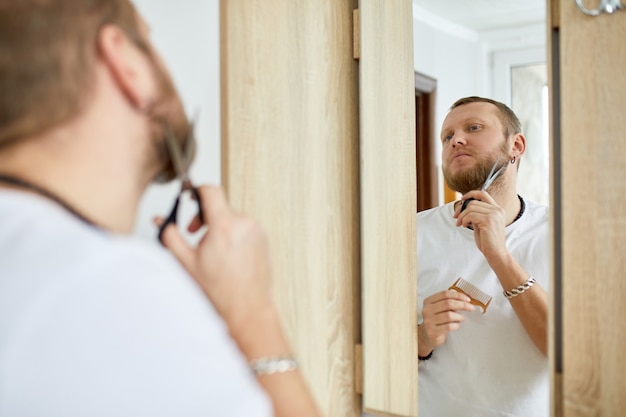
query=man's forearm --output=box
[417,324,435,358]
[231,305,322,417]
[488,252,548,356]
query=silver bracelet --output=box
[503,276,537,299]
[249,355,298,376]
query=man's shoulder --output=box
[417,203,452,218]
[416,203,455,228]
[0,190,200,324]
[0,189,184,276]
[521,200,550,228]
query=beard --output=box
[144,58,196,184]
[443,145,509,195]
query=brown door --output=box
[415,72,438,212]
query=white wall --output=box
[131,0,221,240]
[412,5,546,204]
[413,7,486,118]
[413,5,486,204]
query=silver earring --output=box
[510,156,516,164]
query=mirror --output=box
[412,1,550,416]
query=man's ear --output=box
[512,132,526,159]
[97,24,154,110]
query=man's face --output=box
[135,15,194,183]
[440,102,510,195]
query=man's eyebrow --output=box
[441,118,486,130]
[463,118,488,125]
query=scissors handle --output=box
[158,186,205,244]
[460,197,475,213]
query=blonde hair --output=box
[0,0,147,147]
[450,96,522,138]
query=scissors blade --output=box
[481,156,506,191]
[164,125,189,180]
[183,117,198,167]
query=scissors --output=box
[157,121,204,244]
[460,155,507,213]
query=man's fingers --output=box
[160,224,196,273]
[424,300,475,321]
[423,290,476,324]
[461,190,495,205]
[187,214,203,233]
[434,298,476,313]
[426,289,471,304]
[196,185,232,224]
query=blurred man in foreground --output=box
[0,1,320,416]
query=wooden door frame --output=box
[549,0,626,415]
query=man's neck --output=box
[0,111,153,234]
[485,185,522,226]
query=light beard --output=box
[443,151,508,195]
[145,63,195,184]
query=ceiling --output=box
[412,0,546,32]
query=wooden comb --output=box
[449,277,492,314]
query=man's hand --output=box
[160,185,274,336]
[159,186,324,417]
[454,190,507,261]
[419,290,475,355]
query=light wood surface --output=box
[550,1,626,415]
[359,1,418,416]
[220,1,361,416]
[547,2,561,415]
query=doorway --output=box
[415,72,438,212]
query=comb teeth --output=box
[449,277,492,314]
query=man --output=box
[417,97,549,416]
[0,1,320,416]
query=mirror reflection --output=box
[413,1,549,416]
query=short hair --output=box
[450,96,522,138]
[0,0,147,147]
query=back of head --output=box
[450,96,522,138]
[0,0,145,147]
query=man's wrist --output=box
[417,324,434,357]
[229,304,292,361]
[418,350,433,361]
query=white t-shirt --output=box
[0,191,271,417]
[417,200,550,417]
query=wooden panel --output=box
[220,1,361,416]
[552,1,626,415]
[359,1,418,416]
[551,0,560,29]
[547,3,562,417]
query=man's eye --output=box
[469,125,480,131]
[443,134,453,142]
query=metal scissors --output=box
[157,122,204,243]
[460,155,507,213]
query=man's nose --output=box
[452,134,466,146]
